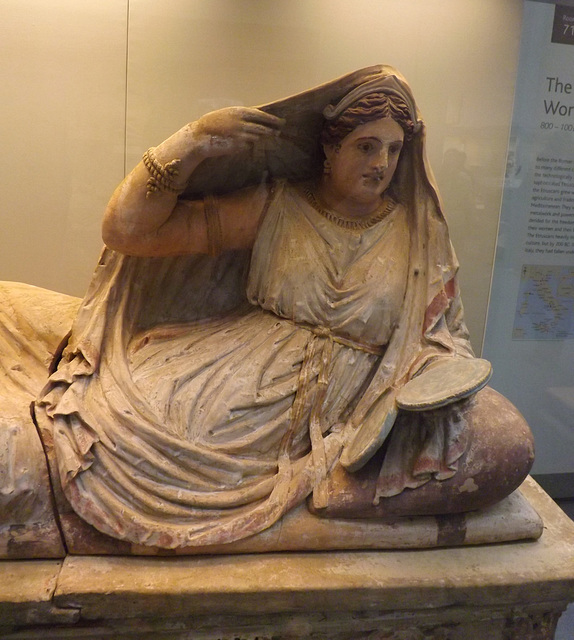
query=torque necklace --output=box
[302,187,396,230]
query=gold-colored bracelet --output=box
[204,194,223,256]
[142,147,184,198]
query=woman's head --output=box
[321,116,405,212]
[316,76,421,214]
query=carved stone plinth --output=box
[1,477,573,639]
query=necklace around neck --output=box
[302,186,396,230]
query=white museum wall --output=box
[1,0,127,296]
[1,0,523,354]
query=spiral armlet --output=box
[142,147,184,198]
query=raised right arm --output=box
[102,107,284,257]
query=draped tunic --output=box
[130,181,408,439]
[39,177,470,549]
[58,180,407,546]
[38,65,475,549]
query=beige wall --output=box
[2,1,127,295]
[2,0,524,353]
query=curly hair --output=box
[321,92,415,146]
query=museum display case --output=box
[1,1,573,637]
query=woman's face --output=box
[323,117,404,215]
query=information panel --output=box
[483,1,574,476]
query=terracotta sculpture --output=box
[1,66,535,555]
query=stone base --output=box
[1,477,573,639]
[42,483,542,558]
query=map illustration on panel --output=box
[513,265,574,339]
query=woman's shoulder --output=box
[261,178,311,214]
[385,195,408,226]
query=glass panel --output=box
[126,0,523,354]
[2,0,524,350]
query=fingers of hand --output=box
[198,107,285,155]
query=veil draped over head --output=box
[36,65,472,549]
